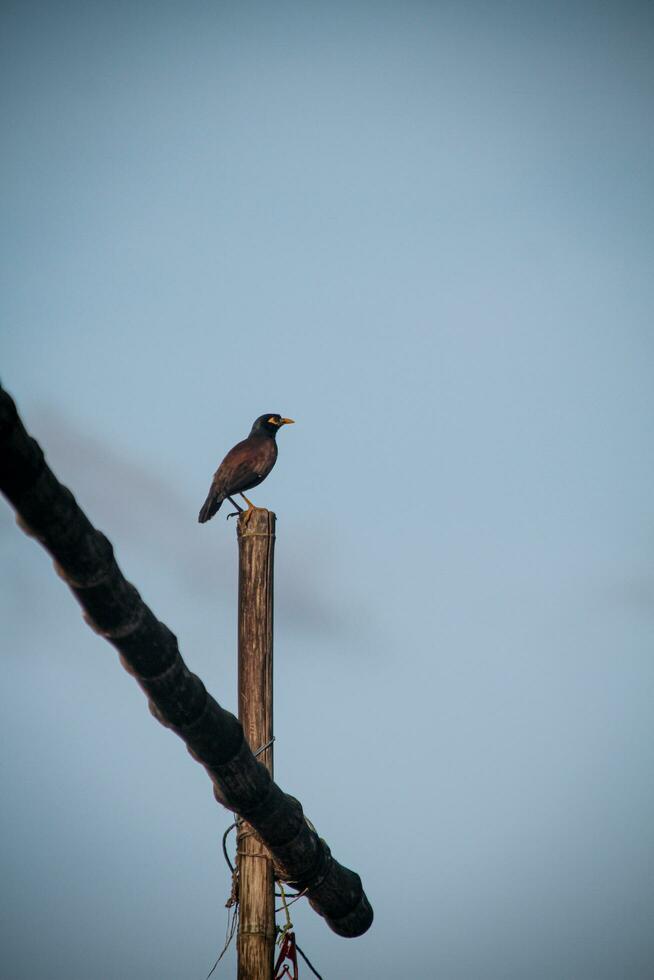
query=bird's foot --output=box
[226,495,244,520]
[238,493,262,526]
[239,504,259,526]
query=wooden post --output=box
[237,508,276,980]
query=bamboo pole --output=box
[237,509,276,980]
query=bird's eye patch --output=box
[267,416,280,425]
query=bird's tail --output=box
[198,490,223,523]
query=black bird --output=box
[198,414,295,523]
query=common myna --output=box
[198,414,295,523]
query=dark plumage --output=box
[198,414,295,523]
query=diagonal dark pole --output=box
[0,384,373,940]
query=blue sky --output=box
[2,2,653,977]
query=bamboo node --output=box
[84,604,146,639]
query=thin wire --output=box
[274,889,306,914]
[295,942,324,980]
[222,822,236,873]
[253,736,275,756]
[206,822,241,977]
[205,904,239,979]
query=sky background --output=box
[1,1,653,977]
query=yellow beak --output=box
[280,418,295,425]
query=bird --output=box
[198,414,295,524]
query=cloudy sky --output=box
[2,1,653,977]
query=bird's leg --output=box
[239,492,259,525]
[226,495,244,520]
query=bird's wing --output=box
[213,438,275,494]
